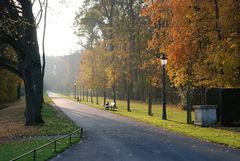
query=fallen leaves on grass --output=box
[0,99,78,144]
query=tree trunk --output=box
[103,87,106,106]
[83,86,85,101]
[79,86,81,101]
[22,64,43,126]
[0,0,44,126]
[91,89,93,103]
[214,0,223,124]
[186,53,193,124]
[127,0,135,112]
[96,87,99,104]
[73,86,74,98]
[86,89,88,102]
[148,83,153,116]
[214,0,221,40]
[141,73,145,102]
[127,80,131,112]
[136,22,145,102]
[113,84,116,108]
[21,1,43,125]
[186,83,192,124]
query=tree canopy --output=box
[74,0,240,111]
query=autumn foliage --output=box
[75,0,240,107]
[143,0,240,88]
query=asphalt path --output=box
[49,92,240,161]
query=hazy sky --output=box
[36,0,83,56]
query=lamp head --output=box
[160,53,167,66]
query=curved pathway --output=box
[49,93,240,161]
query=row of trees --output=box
[74,0,240,114]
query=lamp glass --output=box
[161,59,167,66]
[160,53,167,66]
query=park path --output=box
[49,92,240,161]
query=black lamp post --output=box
[160,53,168,120]
[74,81,77,99]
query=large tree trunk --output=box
[22,61,43,126]
[21,1,43,125]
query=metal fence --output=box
[10,128,83,161]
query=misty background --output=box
[44,52,81,93]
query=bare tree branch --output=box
[32,0,37,6]
[36,0,44,26]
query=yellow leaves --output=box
[230,44,236,49]
[78,42,115,89]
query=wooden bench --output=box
[104,102,116,110]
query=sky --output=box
[36,0,83,56]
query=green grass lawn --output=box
[64,94,240,149]
[0,137,80,161]
[0,95,80,161]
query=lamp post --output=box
[160,53,168,120]
[74,81,77,99]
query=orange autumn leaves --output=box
[142,0,240,88]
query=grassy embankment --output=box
[63,94,240,149]
[0,96,79,161]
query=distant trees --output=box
[44,53,81,93]
[74,0,240,115]
[0,0,48,125]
